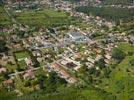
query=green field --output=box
[12,9,76,27]
[42,9,67,17]
[0,7,12,27]
[14,51,30,60]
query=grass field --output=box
[15,51,30,60]
[12,9,76,27]
[42,9,66,17]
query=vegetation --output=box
[14,51,30,60]
[120,22,134,35]
[75,6,134,23]
[0,7,12,27]
[12,9,78,27]
[102,0,134,5]
[0,0,134,100]
[15,85,115,100]
[112,48,126,62]
[0,87,15,100]
[0,39,8,53]
[98,43,134,100]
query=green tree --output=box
[0,39,8,53]
[129,58,134,66]
[95,58,105,69]
[112,48,126,61]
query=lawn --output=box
[43,9,66,17]
[14,51,30,60]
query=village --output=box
[0,0,134,99]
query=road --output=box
[8,67,40,77]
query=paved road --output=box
[8,67,40,77]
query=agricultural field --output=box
[12,9,77,27]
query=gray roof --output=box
[69,32,84,38]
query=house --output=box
[87,57,95,64]
[25,58,33,67]
[104,59,110,64]
[60,70,70,79]
[104,54,111,60]
[32,50,42,57]
[23,70,35,80]
[0,67,7,73]
[3,79,13,85]
[67,77,77,84]
[51,63,77,83]
[67,32,87,42]
[74,53,82,60]
[66,62,77,68]
[3,79,14,91]
[74,66,81,71]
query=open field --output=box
[14,51,30,60]
[42,9,67,17]
[12,9,77,27]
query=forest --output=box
[75,6,134,23]
[102,0,134,5]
